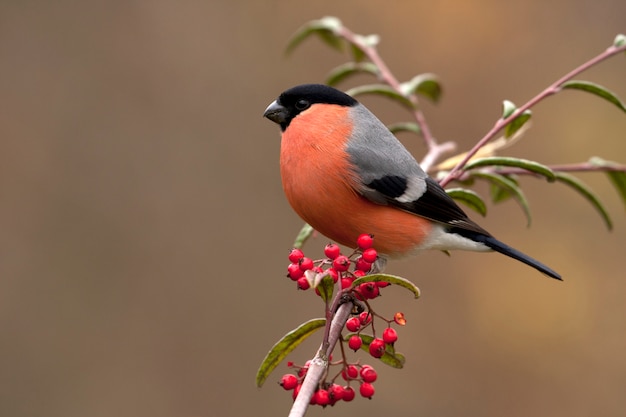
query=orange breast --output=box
[280,105,431,257]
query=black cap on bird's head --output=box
[263,84,358,131]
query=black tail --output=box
[448,225,562,280]
[473,234,562,280]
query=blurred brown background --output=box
[0,1,624,416]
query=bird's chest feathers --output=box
[280,106,358,221]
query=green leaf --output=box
[505,109,532,138]
[446,188,487,216]
[353,334,406,368]
[561,80,626,113]
[501,100,517,119]
[350,43,366,62]
[293,223,314,249]
[490,174,519,203]
[350,34,380,62]
[554,172,613,230]
[472,172,533,226]
[309,270,334,302]
[614,34,626,47]
[352,273,420,299]
[345,84,415,109]
[326,62,379,86]
[589,157,626,210]
[464,156,556,182]
[387,122,421,135]
[400,73,443,103]
[285,16,344,55]
[256,318,326,387]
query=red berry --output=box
[287,263,304,280]
[345,317,361,332]
[342,365,359,380]
[361,247,378,263]
[328,384,344,402]
[355,256,372,272]
[352,270,366,278]
[358,282,380,299]
[299,257,314,271]
[369,338,385,358]
[341,277,353,290]
[360,382,375,399]
[292,384,302,400]
[376,280,390,288]
[288,248,305,263]
[279,374,299,390]
[360,365,378,383]
[296,277,310,290]
[332,255,350,272]
[326,268,339,283]
[358,311,372,325]
[356,233,374,250]
[383,327,398,344]
[342,386,355,401]
[324,243,341,260]
[348,335,362,351]
[314,389,330,406]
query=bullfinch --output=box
[263,84,561,280]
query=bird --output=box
[263,83,561,280]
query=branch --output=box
[288,302,353,417]
[456,162,626,181]
[439,42,626,187]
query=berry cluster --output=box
[279,358,379,406]
[279,234,407,406]
[286,233,386,299]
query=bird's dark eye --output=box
[295,99,310,111]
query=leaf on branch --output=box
[352,274,420,298]
[434,127,528,171]
[345,84,415,109]
[471,171,533,226]
[350,34,380,62]
[502,100,517,118]
[506,110,532,138]
[490,174,519,203]
[256,318,326,387]
[285,16,344,55]
[501,100,532,138]
[387,122,421,135]
[464,156,556,182]
[554,172,613,230]
[306,270,334,302]
[446,188,487,216]
[589,157,626,211]
[561,80,626,113]
[326,62,379,86]
[399,73,443,103]
[293,223,314,249]
[353,334,406,368]
[615,34,626,47]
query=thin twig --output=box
[439,43,626,187]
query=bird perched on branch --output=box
[264,84,561,280]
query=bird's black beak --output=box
[263,100,288,125]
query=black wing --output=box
[365,176,492,237]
